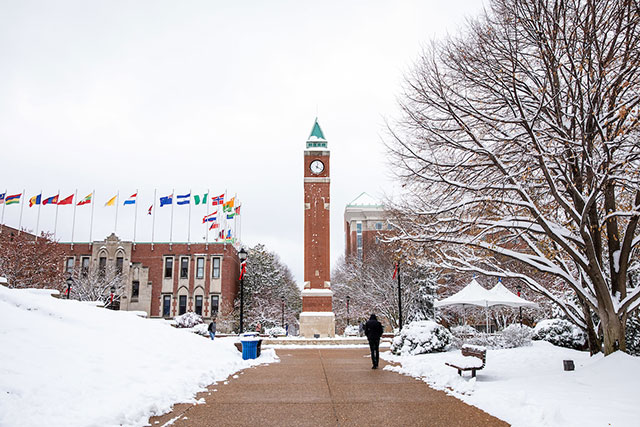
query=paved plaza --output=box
[149,348,507,426]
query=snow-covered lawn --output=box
[383,341,640,427]
[0,286,278,427]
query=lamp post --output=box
[395,261,403,330]
[110,285,115,308]
[346,295,350,326]
[281,296,285,328]
[66,276,73,299]
[516,284,523,326]
[238,247,248,334]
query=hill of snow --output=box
[0,286,277,427]
[383,340,640,426]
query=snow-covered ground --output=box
[0,286,278,427]
[383,341,640,427]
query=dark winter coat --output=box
[208,321,216,334]
[364,314,383,341]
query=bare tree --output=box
[69,264,125,308]
[387,0,640,355]
[0,228,66,291]
[332,249,439,332]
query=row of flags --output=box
[0,192,235,209]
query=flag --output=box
[223,197,235,212]
[77,193,92,206]
[392,262,399,279]
[211,194,224,206]
[209,222,219,230]
[194,193,208,205]
[0,193,4,204]
[160,195,173,207]
[148,205,153,215]
[58,194,74,205]
[176,193,190,205]
[226,213,235,220]
[226,229,232,240]
[234,205,241,215]
[105,195,117,206]
[124,193,137,205]
[202,213,217,223]
[29,194,41,207]
[43,194,59,205]
[5,194,21,205]
[239,260,247,280]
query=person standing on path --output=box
[364,314,383,369]
[208,319,216,340]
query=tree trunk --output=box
[600,310,626,355]
[582,303,601,355]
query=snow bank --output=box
[383,341,640,426]
[0,286,278,427]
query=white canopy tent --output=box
[435,278,538,332]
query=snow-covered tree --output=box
[332,248,439,332]
[387,0,640,355]
[69,264,125,308]
[238,244,301,332]
[0,228,66,291]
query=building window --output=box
[81,257,90,277]
[65,257,75,274]
[99,255,107,278]
[116,255,124,274]
[357,235,363,248]
[164,257,173,279]
[178,295,187,315]
[162,295,171,317]
[356,222,362,233]
[195,295,203,315]
[196,257,205,279]
[210,295,219,316]
[375,222,383,230]
[212,257,221,279]
[131,281,139,299]
[180,257,189,279]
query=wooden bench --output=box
[445,345,486,378]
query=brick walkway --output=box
[149,348,508,426]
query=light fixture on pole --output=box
[281,296,285,328]
[66,276,73,300]
[238,247,248,334]
[393,261,402,330]
[346,295,350,326]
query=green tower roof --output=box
[306,118,328,149]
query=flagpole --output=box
[205,188,209,249]
[187,189,192,245]
[233,193,238,245]
[53,190,60,241]
[133,189,138,249]
[70,189,78,250]
[114,190,120,234]
[0,188,7,233]
[18,189,25,234]
[35,190,42,242]
[151,189,156,251]
[89,190,95,245]
[170,189,174,250]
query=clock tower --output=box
[300,118,335,337]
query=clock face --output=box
[310,159,325,175]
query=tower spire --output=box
[306,118,328,149]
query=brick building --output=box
[60,234,241,320]
[344,192,390,259]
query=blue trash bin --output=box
[241,339,259,360]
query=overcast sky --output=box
[0,0,485,285]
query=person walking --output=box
[364,314,383,369]
[208,319,217,341]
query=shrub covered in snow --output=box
[451,324,478,337]
[625,313,640,356]
[500,324,533,348]
[532,319,586,349]
[174,312,203,328]
[266,326,286,337]
[344,325,360,337]
[391,320,452,355]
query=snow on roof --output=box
[346,192,382,207]
[435,279,538,308]
[487,282,538,308]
